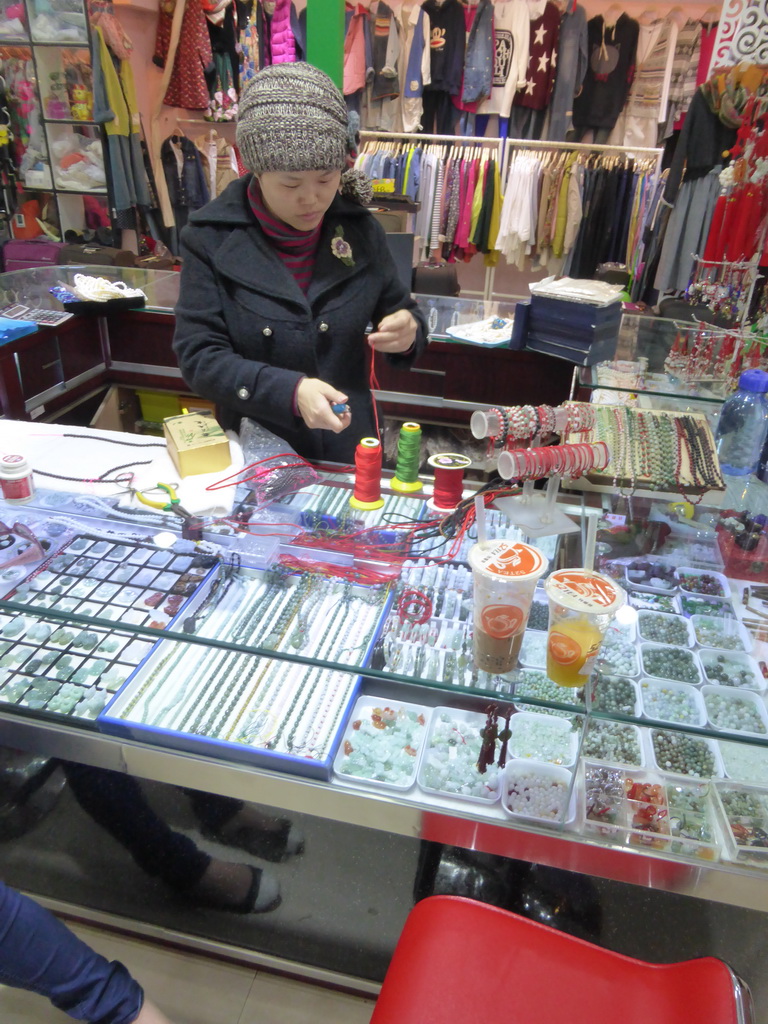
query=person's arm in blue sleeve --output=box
[0,881,173,1024]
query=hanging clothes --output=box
[269,0,295,63]
[399,2,431,133]
[160,0,213,111]
[572,14,640,139]
[664,19,701,136]
[344,4,370,101]
[511,0,561,122]
[421,0,466,133]
[478,0,529,120]
[546,3,588,142]
[609,18,675,149]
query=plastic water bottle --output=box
[715,369,768,477]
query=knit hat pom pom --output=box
[340,168,374,206]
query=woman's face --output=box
[258,169,342,231]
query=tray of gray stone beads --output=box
[702,685,768,737]
[589,672,641,717]
[640,643,702,686]
[581,720,645,767]
[649,729,723,780]
[637,611,694,648]
[699,651,766,693]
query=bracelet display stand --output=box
[494,475,580,538]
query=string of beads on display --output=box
[484,402,594,452]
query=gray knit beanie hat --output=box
[236,62,372,204]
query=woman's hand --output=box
[296,378,352,432]
[368,309,417,354]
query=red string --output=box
[432,465,465,510]
[277,553,400,585]
[353,441,383,504]
[205,454,312,491]
[369,352,381,442]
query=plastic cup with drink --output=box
[469,540,549,675]
[543,569,625,687]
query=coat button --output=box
[318,322,329,332]
[236,386,250,400]
[262,326,273,337]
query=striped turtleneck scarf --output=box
[247,177,322,294]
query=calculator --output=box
[0,303,73,325]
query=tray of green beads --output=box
[582,719,645,767]
[666,781,718,860]
[637,611,694,648]
[649,729,723,780]
[680,594,734,619]
[640,643,702,685]
[513,669,586,713]
[714,783,768,862]
[699,651,765,693]
[702,685,768,737]
[418,708,502,804]
[691,615,750,653]
[640,677,707,726]
[629,590,680,615]
[720,741,768,785]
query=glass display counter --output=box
[1,452,768,918]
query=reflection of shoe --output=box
[189,864,281,914]
[203,819,305,862]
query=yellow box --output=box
[136,389,182,423]
[163,411,231,478]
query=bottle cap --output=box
[738,369,768,393]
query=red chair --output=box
[370,895,754,1024]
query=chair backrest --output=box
[371,895,751,1024]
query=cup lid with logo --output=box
[543,568,625,616]
[468,540,548,583]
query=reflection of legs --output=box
[63,764,280,912]
[184,788,305,862]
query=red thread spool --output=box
[350,437,385,510]
[428,453,471,512]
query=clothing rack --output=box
[360,129,663,157]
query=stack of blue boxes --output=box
[524,293,623,365]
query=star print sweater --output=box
[513,0,561,111]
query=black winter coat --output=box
[173,176,427,463]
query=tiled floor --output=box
[0,923,376,1024]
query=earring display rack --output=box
[100,566,392,779]
[562,406,726,503]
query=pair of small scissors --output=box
[135,482,194,521]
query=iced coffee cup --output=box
[543,569,625,687]
[469,540,548,675]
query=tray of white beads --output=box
[519,629,547,670]
[502,760,576,825]
[333,696,430,791]
[418,708,502,805]
[508,711,579,767]
[702,685,768,738]
[640,677,707,727]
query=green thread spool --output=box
[391,422,423,493]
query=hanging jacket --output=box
[161,134,210,211]
[270,0,296,64]
[371,1,400,101]
[462,0,494,104]
[422,0,466,95]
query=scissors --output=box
[134,483,204,542]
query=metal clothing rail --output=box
[360,128,663,156]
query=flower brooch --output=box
[331,226,354,266]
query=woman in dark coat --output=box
[173,62,427,464]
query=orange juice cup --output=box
[543,569,626,687]
[469,540,549,675]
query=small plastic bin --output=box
[677,567,730,600]
[333,696,430,791]
[699,650,765,693]
[702,684,768,737]
[640,676,707,727]
[624,559,679,595]
[581,719,645,768]
[637,611,695,648]
[714,781,768,862]
[588,672,641,717]
[501,759,575,825]
[691,615,751,653]
[649,728,724,780]
[629,589,681,615]
[508,710,579,767]
[640,642,702,686]
[720,740,768,785]
[418,707,502,805]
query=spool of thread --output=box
[427,453,471,511]
[350,437,386,509]
[391,422,423,493]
